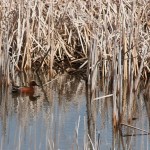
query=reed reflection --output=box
[0,70,148,149]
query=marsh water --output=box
[0,72,149,150]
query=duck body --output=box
[12,86,35,94]
[12,81,38,95]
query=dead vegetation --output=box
[0,0,149,78]
[0,0,150,149]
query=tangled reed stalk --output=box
[0,0,150,137]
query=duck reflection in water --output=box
[12,81,40,101]
[29,95,40,101]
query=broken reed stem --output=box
[92,94,113,101]
[36,47,51,71]
[112,42,118,128]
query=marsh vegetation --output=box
[0,0,150,149]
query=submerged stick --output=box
[121,123,150,134]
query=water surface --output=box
[0,73,149,150]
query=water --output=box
[0,73,149,150]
